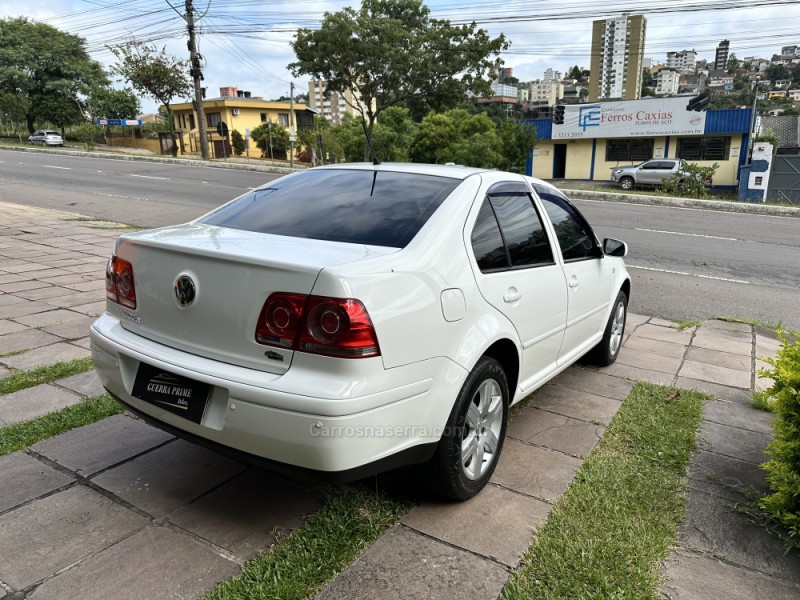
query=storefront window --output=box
[606,138,654,161]
[677,137,731,161]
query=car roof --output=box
[311,162,492,180]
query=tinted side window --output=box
[471,199,509,271]
[488,193,553,268]
[534,186,598,262]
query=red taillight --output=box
[255,293,380,358]
[106,256,136,309]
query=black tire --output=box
[620,177,634,191]
[425,356,509,500]
[587,290,627,366]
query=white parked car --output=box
[90,164,630,500]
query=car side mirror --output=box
[603,238,628,257]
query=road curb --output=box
[564,188,800,218]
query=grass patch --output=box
[674,319,702,331]
[62,216,98,222]
[86,224,143,231]
[502,383,706,599]
[720,315,784,331]
[752,390,777,413]
[204,485,410,600]
[0,357,95,396]
[0,394,122,456]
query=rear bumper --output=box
[90,313,466,474]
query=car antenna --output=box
[359,118,381,166]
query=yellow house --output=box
[167,87,316,158]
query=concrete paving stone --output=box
[20,269,73,280]
[615,347,684,374]
[634,323,694,345]
[649,317,682,329]
[62,280,104,293]
[755,334,782,353]
[679,360,751,389]
[491,439,582,502]
[697,421,771,465]
[0,452,74,514]
[0,320,27,336]
[507,406,603,457]
[703,319,753,334]
[13,285,69,301]
[755,343,779,362]
[44,291,103,309]
[0,485,147,590]
[755,358,775,393]
[0,328,61,355]
[678,490,800,584]
[703,399,774,436]
[69,337,91,350]
[686,346,752,371]
[168,469,321,560]
[661,550,800,600]
[402,484,551,567]
[316,525,508,600]
[0,300,53,320]
[41,316,94,340]
[551,367,634,401]
[673,377,753,405]
[0,384,83,427]
[2,342,91,371]
[53,370,106,398]
[27,525,240,600]
[0,274,27,285]
[694,325,753,341]
[0,294,26,308]
[13,309,87,328]
[598,361,676,386]
[64,262,107,274]
[0,366,10,379]
[64,300,105,317]
[92,439,246,518]
[2,262,51,274]
[625,312,649,328]
[621,333,688,358]
[32,414,173,477]
[528,383,622,425]
[0,280,52,294]
[690,332,753,356]
[36,274,92,287]
[687,450,767,502]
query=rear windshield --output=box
[201,169,461,247]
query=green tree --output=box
[660,162,718,199]
[0,91,31,142]
[87,87,140,120]
[727,53,740,73]
[498,120,537,173]
[0,18,107,133]
[74,123,104,150]
[766,63,791,84]
[109,40,190,157]
[250,122,289,159]
[410,109,501,167]
[289,0,507,160]
[568,65,583,80]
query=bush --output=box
[231,129,245,156]
[73,123,104,150]
[759,333,800,549]
[660,162,718,199]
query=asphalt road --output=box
[3,148,799,330]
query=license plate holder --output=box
[131,363,211,424]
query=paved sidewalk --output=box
[1,200,798,599]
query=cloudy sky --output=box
[5,0,800,114]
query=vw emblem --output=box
[174,274,196,308]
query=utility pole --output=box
[289,81,295,168]
[182,0,210,159]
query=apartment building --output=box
[589,14,647,101]
[307,80,361,126]
[665,50,697,73]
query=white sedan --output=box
[90,163,630,500]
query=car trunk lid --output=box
[113,223,396,374]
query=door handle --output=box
[503,288,521,302]
[569,276,580,289]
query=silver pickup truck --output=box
[610,158,685,190]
